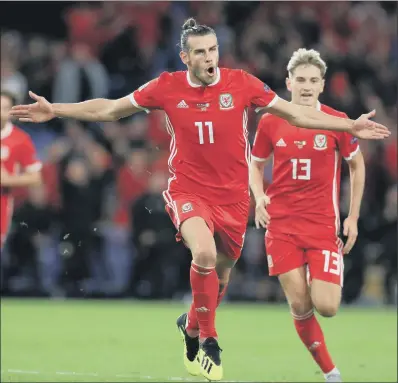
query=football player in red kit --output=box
[11,19,389,381]
[1,90,42,249]
[250,49,367,382]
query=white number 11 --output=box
[195,122,214,144]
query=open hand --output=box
[351,110,390,140]
[9,91,55,123]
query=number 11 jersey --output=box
[130,68,278,205]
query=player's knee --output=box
[314,301,339,317]
[290,299,313,317]
[192,245,217,268]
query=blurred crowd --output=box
[1,1,397,304]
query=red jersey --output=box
[252,102,359,239]
[1,123,42,239]
[130,68,278,205]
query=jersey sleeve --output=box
[251,115,273,161]
[336,113,360,160]
[19,135,42,173]
[242,70,279,111]
[129,72,169,112]
[339,133,360,161]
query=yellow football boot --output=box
[176,313,201,376]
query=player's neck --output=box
[188,72,203,87]
[291,99,318,109]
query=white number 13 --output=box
[195,122,214,144]
[322,250,342,275]
[291,158,311,180]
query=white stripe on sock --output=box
[291,309,314,321]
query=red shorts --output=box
[164,192,250,261]
[265,231,344,286]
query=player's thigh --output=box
[165,194,217,267]
[306,241,343,317]
[265,232,306,277]
[278,266,313,316]
[213,198,250,262]
[180,217,217,267]
[311,279,342,317]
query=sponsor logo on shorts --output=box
[313,134,327,150]
[267,254,273,268]
[181,202,193,213]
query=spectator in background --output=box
[52,43,109,104]
[1,58,28,104]
[114,148,150,227]
[129,171,189,298]
[5,185,54,295]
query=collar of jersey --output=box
[186,67,221,88]
[1,122,13,140]
[289,100,321,111]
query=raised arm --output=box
[10,91,143,123]
[266,98,390,140]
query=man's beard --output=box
[193,68,213,86]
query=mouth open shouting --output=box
[206,66,215,77]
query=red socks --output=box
[188,262,219,339]
[293,310,335,374]
[187,280,228,335]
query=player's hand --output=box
[350,110,390,140]
[255,194,271,229]
[9,91,55,123]
[342,215,358,254]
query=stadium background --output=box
[1,2,397,383]
[0,1,397,303]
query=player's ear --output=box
[320,78,325,93]
[286,77,292,92]
[180,50,189,66]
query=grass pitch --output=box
[1,299,396,382]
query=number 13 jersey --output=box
[130,68,278,205]
[252,102,360,239]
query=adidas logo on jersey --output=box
[276,138,287,147]
[177,100,189,108]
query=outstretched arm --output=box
[265,98,390,140]
[10,91,143,123]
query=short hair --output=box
[179,18,216,52]
[1,90,18,107]
[287,48,327,78]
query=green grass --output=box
[1,299,396,382]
